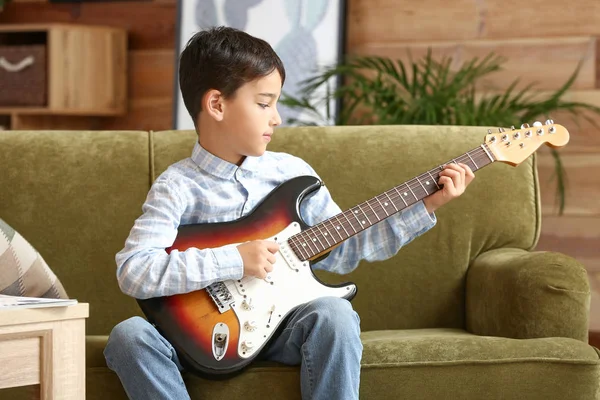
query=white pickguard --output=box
[211,222,355,359]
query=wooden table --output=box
[0,303,89,399]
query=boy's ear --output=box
[204,89,224,121]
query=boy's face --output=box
[219,70,282,164]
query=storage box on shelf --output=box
[0,24,127,130]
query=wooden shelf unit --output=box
[0,23,127,130]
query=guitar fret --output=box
[406,182,419,201]
[481,144,494,162]
[365,200,380,222]
[359,204,372,226]
[294,239,309,260]
[301,231,320,257]
[296,233,311,258]
[466,152,478,169]
[352,205,370,228]
[342,210,359,233]
[326,217,342,242]
[335,214,351,237]
[315,224,333,247]
[374,195,389,217]
[416,176,429,195]
[393,187,409,206]
[384,191,399,212]
[311,229,327,253]
[427,171,440,189]
[290,238,308,260]
[328,218,345,242]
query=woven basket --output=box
[0,45,47,106]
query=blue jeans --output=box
[104,297,362,400]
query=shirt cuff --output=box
[400,200,437,234]
[210,244,244,281]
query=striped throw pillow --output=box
[0,218,68,299]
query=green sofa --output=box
[0,125,598,399]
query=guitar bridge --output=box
[206,282,234,313]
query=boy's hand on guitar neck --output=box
[237,240,280,279]
[423,163,475,214]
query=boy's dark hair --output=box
[179,26,286,126]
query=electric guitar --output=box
[137,121,569,379]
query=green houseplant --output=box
[0,0,10,12]
[281,51,600,214]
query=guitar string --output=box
[286,150,489,255]
[288,148,492,256]
[289,154,492,259]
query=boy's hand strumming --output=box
[423,163,475,214]
[237,240,280,279]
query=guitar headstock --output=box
[484,120,569,166]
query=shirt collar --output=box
[191,142,260,179]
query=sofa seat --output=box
[85,329,600,399]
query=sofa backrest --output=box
[0,126,540,334]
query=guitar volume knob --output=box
[241,299,254,310]
[244,320,258,332]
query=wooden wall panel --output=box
[484,0,600,40]
[537,148,600,215]
[352,37,596,91]
[347,0,482,47]
[11,114,100,130]
[0,2,177,50]
[101,50,175,131]
[128,50,175,100]
[348,0,600,44]
[100,98,172,132]
[537,216,600,270]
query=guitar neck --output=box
[288,144,496,261]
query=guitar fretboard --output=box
[287,144,495,261]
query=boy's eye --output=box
[258,103,269,109]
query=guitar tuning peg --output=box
[511,126,515,130]
[498,127,505,133]
[488,129,493,134]
[545,119,554,125]
[521,123,530,129]
[532,121,542,127]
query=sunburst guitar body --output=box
[136,175,357,379]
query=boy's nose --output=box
[272,108,282,126]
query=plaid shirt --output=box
[116,142,437,299]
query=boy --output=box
[104,26,474,400]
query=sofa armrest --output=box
[466,248,590,342]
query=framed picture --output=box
[173,0,347,130]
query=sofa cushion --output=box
[0,218,67,298]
